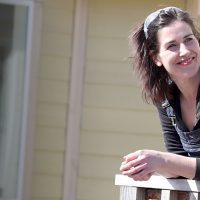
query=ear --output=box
[151,54,162,67]
[155,60,162,67]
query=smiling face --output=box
[154,20,200,82]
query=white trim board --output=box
[62,0,88,200]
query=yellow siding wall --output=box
[78,0,186,200]
[31,0,74,200]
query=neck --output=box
[174,76,200,101]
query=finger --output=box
[122,162,147,176]
[122,150,146,171]
[122,167,138,176]
[130,172,146,181]
[121,160,127,165]
[123,158,145,172]
[120,162,131,171]
[123,151,139,162]
[130,164,153,179]
[131,173,152,181]
[119,162,127,172]
[120,156,143,171]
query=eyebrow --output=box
[164,33,194,46]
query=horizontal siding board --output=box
[36,103,67,128]
[43,7,73,33]
[39,56,70,81]
[38,80,69,104]
[88,0,185,16]
[32,175,62,198]
[80,131,164,156]
[79,154,121,179]
[82,107,161,133]
[33,151,64,175]
[41,32,71,57]
[35,127,65,151]
[85,60,136,86]
[32,199,60,200]
[37,0,74,10]
[77,178,119,200]
[87,37,129,61]
[84,84,154,110]
[88,0,147,16]
[88,13,135,38]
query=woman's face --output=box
[154,20,200,82]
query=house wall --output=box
[28,0,199,200]
[78,0,186,200]
[30,0,75,200]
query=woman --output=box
[120,7,200,181]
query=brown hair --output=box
[129,7,200,105]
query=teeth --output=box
[179,58,192,65]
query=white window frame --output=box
[0,0,41,200]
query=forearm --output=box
[157,151,196,179]
[120,150,197,181]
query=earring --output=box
[156,62,162,67]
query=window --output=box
[0,0,40,199]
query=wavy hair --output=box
[129,7,200,105]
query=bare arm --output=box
[120,150,196,181]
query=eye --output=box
[185,37,193,43]
[167,43,177,50]
[184,37,193,43]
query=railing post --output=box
[120,186,145,200]
[161,190,178,200]
[188,192,199,200]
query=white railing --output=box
[115,174,200,200]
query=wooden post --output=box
[161,190,178,200]
[188,192,199,200]
[120,187,145,200]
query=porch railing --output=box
[115,174,200,200]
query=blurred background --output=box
[0,0,198,200]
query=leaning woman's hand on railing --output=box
[119,150,164,181]
[120,150,197,181]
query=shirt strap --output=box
[162,99,177,126]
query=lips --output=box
[177,57,194,65]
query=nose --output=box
[179,43,190,56]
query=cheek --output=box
[159,56,176,72]
[159,54,172,66]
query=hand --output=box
[120,150,164,181]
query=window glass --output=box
[0,3,28,198]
